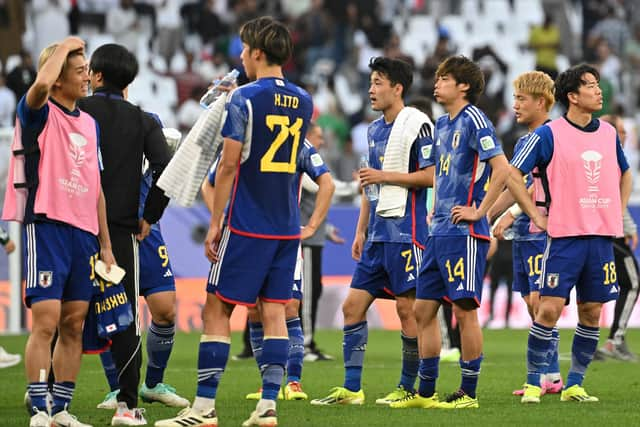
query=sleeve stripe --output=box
[469,105,488,127]
[464,110,482,129]
[303,139,313,149]
[418,122,432,139]
[465,105,487,129]
[511,133,540,168]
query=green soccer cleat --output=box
[140,383,189,407]
[389,392,440,409]
[375,385,414,405]
[97,389,120,410]
[520,384,542,404]
[437,389,479,409]
[310,387,365,406]
[560,385,599,403]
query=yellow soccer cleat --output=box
[389,392,440,409]
[560,385,599,403]
[375,385,414,405]
[521,384,542,404]
[245,388,284,400]
[437,390,479,409]
[310,387,365,406]
[284,381,308,400]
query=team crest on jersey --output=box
[39,271,53,288]
[546,273,559,289]
[480,136,495,150]
[452,131,461,149]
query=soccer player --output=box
[79,43,172,426]
[488,71,563,395]
[244,129,335,401]
[97,122,188,411]
[2,36,115,427]
[155,17,313,427]
[593,114,639,362]
[393,55,510,410]
[311,56,434,406]
[506,64,631,403]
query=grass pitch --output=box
[1,328,639,426]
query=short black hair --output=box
[554,63,600,109]
[368,56,413,97]
[436,55,485,104]
[240,16,293,66]
[90,44,138,91]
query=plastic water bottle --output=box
[199,69,240,108]
[359,156,378,202]
[502,228,516,240]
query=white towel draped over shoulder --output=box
[376,106,433,218]
[157,92,230,206]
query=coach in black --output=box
[79,43,171,425]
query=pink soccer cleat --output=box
[541,378,563,394]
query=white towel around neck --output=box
[375,106,433,217]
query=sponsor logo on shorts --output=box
[407,273,415,282]
[38,271,53,288]
[163,269,173,278]
[546,273,559,289]
[456,283,464,291]
[610,286,619,294]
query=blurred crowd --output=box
[1,0,640,198]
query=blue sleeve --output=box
[415,122,435,168]
[298,143,329,180]
[220,89,248,143]
[616,135,630,173]
[510,125,554,174]
[17,95,48,140]
[468,126,503,161]
[207,158,218,185]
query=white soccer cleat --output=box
[111,402,147,426]
[0,346,21,368]
[51,410,93,427]
[140,383,189,407]
[29,410,50,427]
[154,407,218,427]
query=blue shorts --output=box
[417,235,489,306]
[207,227,299,306]
[23,222,98,307]
[351,241,421,298]
[139,228,176,297]
[512,239,546,297]
[292,245,303,301]
[540,236,618,303]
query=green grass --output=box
[2,329,639,426]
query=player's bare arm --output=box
[97,188,116,270]
[302,173,335,240]
[205,137,242,262]
[351,195,370,261]
[26,36,85,109]
[359,165,434,188]
[505,165,547,231]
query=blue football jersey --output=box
[429,104,503,240]
[511,133,545,242]
[221,77,313,239]
[366,116,433,247]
